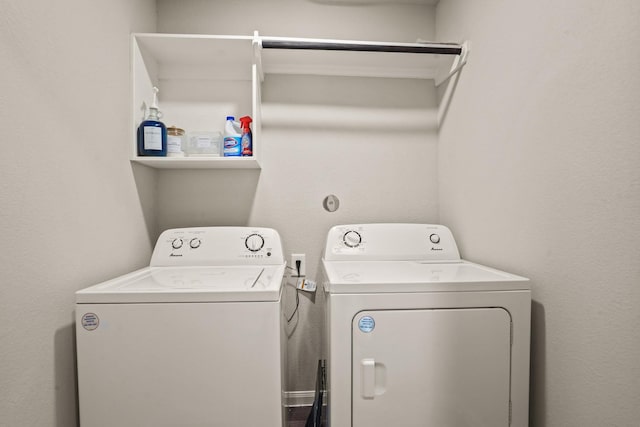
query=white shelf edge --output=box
[131,157,261,170]
[133,32,254,42]
[261,63,444,80]
[134,33,461,49]
[132,32,464,81]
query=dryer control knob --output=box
[343,230,362,248]
[171,238,183,249]
[429,233,441,244]
[245,234,265,252]
[190,238,201,249]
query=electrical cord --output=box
[287,288,299,323]
[285,260,303,323]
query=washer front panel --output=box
[76,300,283,426]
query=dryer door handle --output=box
[360,358,376,399]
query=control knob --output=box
[171,238,183,249]
[190,238,201,249]
[429,233,441,244]
[245,234,265,252]
[343,230,362,248]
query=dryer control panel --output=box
[151,227,284,266]
[323,223,461,262]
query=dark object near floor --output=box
[287,407,311,427]
[305,360,325,427]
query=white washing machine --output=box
[75,227,288,427]
[321,223,531,427]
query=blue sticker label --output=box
[358,316,375,333]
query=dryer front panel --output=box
[352,308,511,427]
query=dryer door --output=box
[352,308,511,427]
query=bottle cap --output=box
[167,126,185,136]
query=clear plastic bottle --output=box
[166,126,185,157]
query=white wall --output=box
[156,0,439,391]
[7,1,632,424]
[0,1,156,425]
[436,1,640,426]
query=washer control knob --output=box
[245,234,265,252]
[343,230,362,248]
[171,238,183,249]
[189,238,201,249]
[429,233,441,244]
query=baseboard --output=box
[284,390,316,407]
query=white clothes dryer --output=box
[76,227,287,427]
[321,223,531,427]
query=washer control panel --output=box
[151,227,284,266]
[324,223,461,262]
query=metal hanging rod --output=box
[261,38,462,55]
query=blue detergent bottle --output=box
[137,87,167,156]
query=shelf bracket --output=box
[437,41,470,127]
[435,40,470,87]
[253,30,264,82]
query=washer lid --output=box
[76,265,285,303]
[322,260,529,293]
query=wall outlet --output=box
[291,253,306,277]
